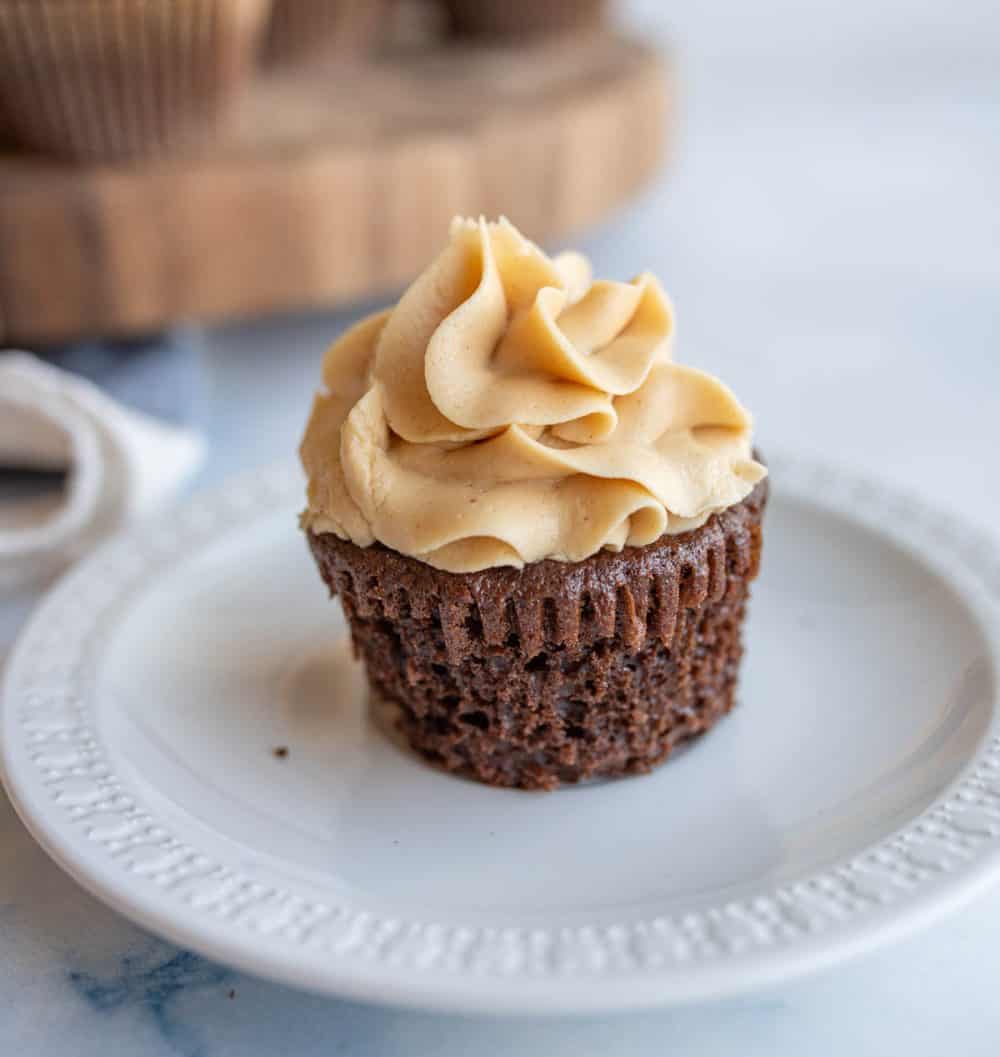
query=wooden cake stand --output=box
[0,33,667,344]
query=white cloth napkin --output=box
[1,352,205,587]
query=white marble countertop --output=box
[3,0,1000,1051]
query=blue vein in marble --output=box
[67,945,232,1057]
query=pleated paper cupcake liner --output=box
[0,0,272,162]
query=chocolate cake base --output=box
[307,478,767,790]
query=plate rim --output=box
[5,455,1000,1015]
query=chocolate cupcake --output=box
[263,0,388,67]
[0,0,271,162]
[300,218,767,790]
[444,0,608,38]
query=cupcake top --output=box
[300,217,766,573]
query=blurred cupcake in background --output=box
[0,0,272,163]
[444,0,608,38]
[262,0,389,67]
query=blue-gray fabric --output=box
[36,328,206,427]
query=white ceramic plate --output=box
[4,456,1000,1014]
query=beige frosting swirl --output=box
[300,217,766,573]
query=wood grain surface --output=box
[0,33,668,343]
